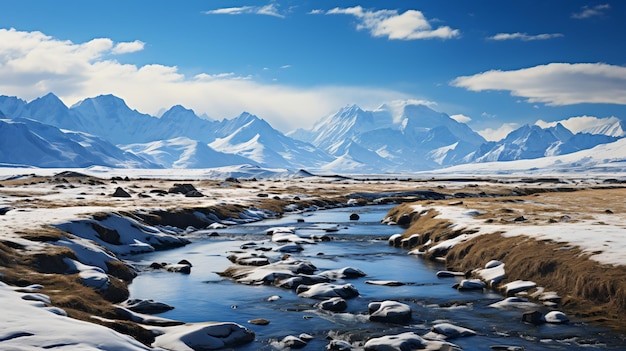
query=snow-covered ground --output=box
[410,203,626,267]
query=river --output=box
[128,204,626,350]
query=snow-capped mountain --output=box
[467,123,618,162]
[0,118,156,168]
[1,92,624,173]
[293,102,487,171]
[431,136,626,175]
[537,116,626,138]
[210,112,334,169]
[122,137,254,168]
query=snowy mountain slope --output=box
[429,137,626,175]
[69,94,162,145]
[537,116,626,137]
[122,137,255,168]
[210,113,334,169]
[320,140,396,173]
[144,105,219,143]
[0,118,156,168]
[469,123,618,162]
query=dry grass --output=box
[392,187,626,332]
[447,233,626,331]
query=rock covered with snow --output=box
[425,323,477,339]
[317,297,348,312]
[363,331,460,351]
[296,283,360,300]
[319,266,366,280]
[152,322,255,350]
[368,300,412,324]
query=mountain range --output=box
[0,92,624,173]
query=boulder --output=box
[521,310,544,325]
[121,299,174,314]
[319,267,366,280]
[281,335,308,349]
[327,340,353,351]
[349,213,360,220]
[297,283,360,300]
[427,323,476,339]
[364,332,459,351]
[317,297,348,312]
[368,300,412,324]
[543,311,569,323]
[153,322,255,350]
[454,279,486,291]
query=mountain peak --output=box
[161,105,199,120]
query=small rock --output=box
[397,213,412,226]
[522,310,544,325]
[281,335,308,349]
[327,340,353,351]
[248,318,270,325]
[112,187,131,198]
[317,297,348,312]
[543,310,569,323]
[349,213,360,220]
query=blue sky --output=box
[1,1,625,140]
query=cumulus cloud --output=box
[450,114,472,123]
[111,40,145,54]
[204,3,285,18]
[0,28,409,132]
[451,62,626,106]
[478,123,520,141]
[572,4,610,19]
[488,32,563,41]
[322,6,459,40]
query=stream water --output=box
[128,204,626,350]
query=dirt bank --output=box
[386,187,626,333]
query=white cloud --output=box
[324,6,459,40]
[0,28,409,132]
[572,4,610,19]
[535,115,620,134]
[111,40,145,54]
[478,123,520,141]
[451,62,626,106]
[203,4,284,18]
[488,32,563,41]
[450,114,472,124]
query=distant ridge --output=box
[0,92,623,173]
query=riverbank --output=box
[1,170,625,349]
[386,187,626,333]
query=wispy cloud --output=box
[572,4,610,19]
[450,114,472,124]
[0,28,409,132]
[488,32,563,41]
[320,6,459,40]
[451,63,626,106]
[203,4,285,18]
[478,123,519,141]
